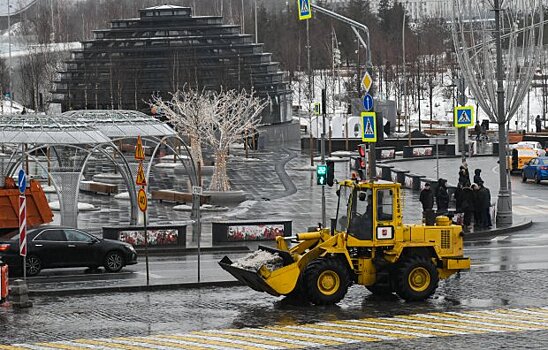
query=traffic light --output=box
[316,164,327,185]
[326,160,335,186]
[356,144,367,180]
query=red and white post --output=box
[19,194,27,279]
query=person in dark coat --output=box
[472,183,482,228]
[478,181,492,228]
[420,183,434,211]
[461,185,475,232]
[454,183,464,213]
[473,169,483,185]
[458,164,471,186]
[474,121,482,140]
[536,115,542,133]
[435,178,449,215]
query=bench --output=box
[79,181,118,195]
[151,190,210,205]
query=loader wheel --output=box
[303,258,351,305]
[395,256,438,302]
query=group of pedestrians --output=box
[474,120,489,142]
[419,161,492,232]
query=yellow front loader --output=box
[219,180,470,305]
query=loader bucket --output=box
[219,256,280,296]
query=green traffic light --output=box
[317,165,327,185]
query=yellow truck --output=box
[220,180,470,305]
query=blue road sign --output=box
[454,106,474,128]
[298,0,312,20]
[18,169,26,195]
[361,112,377,143]
[362,94,374,112]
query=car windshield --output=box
[518,149,537,157]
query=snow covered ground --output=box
[292,69,547,139]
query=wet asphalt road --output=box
[2,228,548,348]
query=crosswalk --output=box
[2,307,548,349]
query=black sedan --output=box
[0,227,137,276]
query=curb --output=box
[28,280,244,297]
[134,245,250,256]
[463,218,533,240]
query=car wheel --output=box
[522,173,527,182]
[104,251,124,273]
[536,173,541,184]
[25,255,42,277]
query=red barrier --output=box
[0,264,8,303]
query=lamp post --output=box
[254,0,258,44]
[7,0,12,111]
[494,0,512,226]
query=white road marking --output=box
[260,327,358,344]
[417,314,531,331]
[205,329,322,348]
[445,311,547,327]
[491,235,509,241]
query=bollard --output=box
[0,261,8,304]
[10,279,33,308]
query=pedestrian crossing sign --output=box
[454,106,474,128]
[361,112,377,143]
[298,0,312,20]
[313,102,321,116]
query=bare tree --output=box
[202,89,266,191]
[149,87,212,166]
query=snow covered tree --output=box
[202,89,267,191]
[150,87,212,166]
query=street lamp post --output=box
[7,0,12,111]
[494,0,512,225]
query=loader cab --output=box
[336,180,402,243]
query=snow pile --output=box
[48,201,96,211]
[232,250,284,272]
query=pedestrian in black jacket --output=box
[478,181,492,228]
[461,185,475,232]
[458,165,470,186]
[472,183,482,228]
[435,178,449,215]
[420,183,434,211]
[454,183,464,213]
[473,169,483,185]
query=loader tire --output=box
[303,258,351,305]
[395,256,438,302]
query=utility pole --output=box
[254,0,258,44]
[321,88,327,227]
[307,20,314,166]
[403,10,410,145]
[494,0,512,226]
[458,77,467,160]
[417,36,421,132]
[8,0,12,111]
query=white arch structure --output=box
[0,111,197,228]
